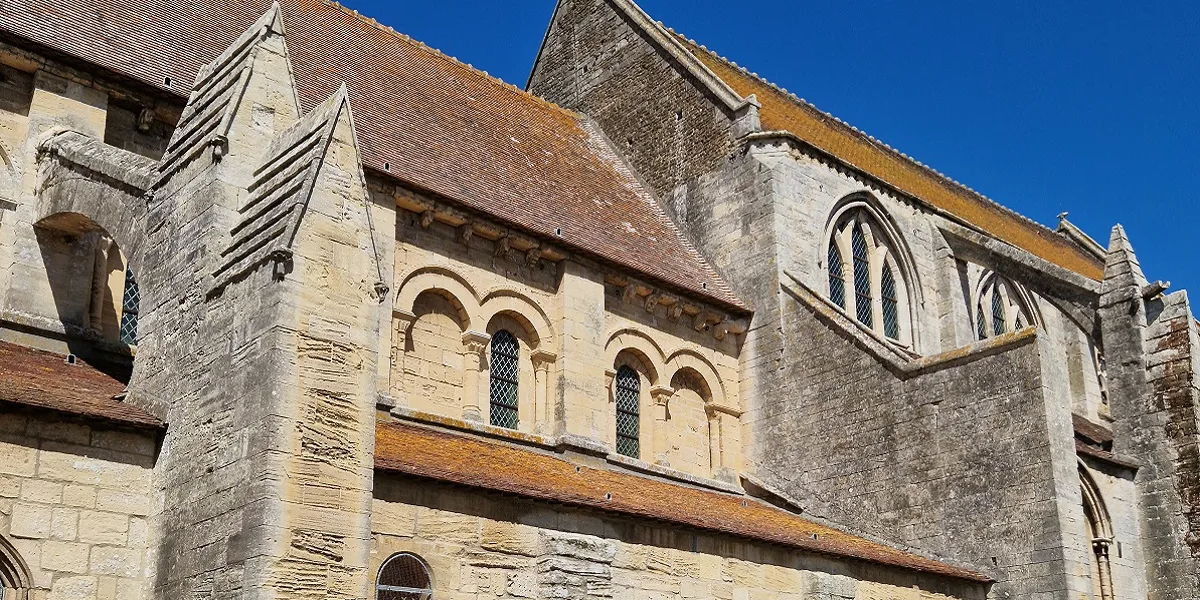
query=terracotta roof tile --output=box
[0,0,744,311]
[674,36,1105,281]
[0,342,162,429]
[375,420,990,583]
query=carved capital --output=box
[461,330,491,355]
[649,385,674,406]
[530,348,557,370]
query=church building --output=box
[0,1,1193,599]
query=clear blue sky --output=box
[341,0,1199,293]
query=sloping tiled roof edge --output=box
[668,31,1105,282]
[375,420,992,584]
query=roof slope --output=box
[0,0,742,310]
[376,420,990,583]
[673,36,1105,281]
[0,342,162,428]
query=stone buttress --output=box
[121,6,385,599]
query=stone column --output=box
[604,368,617,448]
[385,309,416,409]
[1093,538,1114,600]
[461,330,491,422]
[706,407,721,474]
[649,385,674,465]
[530,349,557,434]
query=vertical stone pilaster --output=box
[461,330,490,422]
[388,309,416,406]
[650,385,673,466]
[531,349,557,433]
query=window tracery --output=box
[975,273,1035,340]
[825,207,913,345]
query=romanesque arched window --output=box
[119,268,140,345]
[376,552,433,599]
[826,207,913,345]
[0,535,32,599]
[614,365,640,458]
[975,273,1035,340]
[488,330,519,429]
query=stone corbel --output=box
[495,234,511,257]
[693,310,722,332]
[419,210,435,229]
[458,223,473,245]
[526,246,542,268]
[460,330,491,422]
[644,293,661,313]
[714,318,748,341]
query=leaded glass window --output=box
[376,553,433,600]
[614,366,640,458]
[976,302,987,340]
[851,226,872,328]
[489,330,519,429]
[881,265,899,340]
[119,269,139,345]
[828,241,846,309]
[991,288,1006,336]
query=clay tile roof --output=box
[375,420,991,583]
[0,0,745,312]
[0,342,162,429]
[673,36,1105,282]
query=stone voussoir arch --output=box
[605,327,667,385]
[479,287,556,352]
[394,267,483,331]
[664,348,727,408]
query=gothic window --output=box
[376,552,433,600]
[120,269,140,345]
[614,365,640,458]
[1080,468,1115,600]
[975,273,1035,340]
[488,330,519,429]
[825,207,912,344]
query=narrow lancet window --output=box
[851,226,872,328]
[828,241,846,308]
[991,288,1006,336]
[488,330,519,429]
[120,269,140,345]
[614,365,640,458]
[881,265,899,340]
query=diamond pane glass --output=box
[120,269,139,345]
[377,553,433,600]
[976,302,987,340]
[991,287,1007,336]
[1014,314,1023,330]
[827,241,846,308]
[851,226,872,327]
[489,330,519,429]
[614,366,640,458]
[881,265,899,340]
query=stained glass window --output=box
[851,226,872,328]
[614,366,640,458]
[119,269,139,345]
[377,553,433,600]
[488,330,519,429]
[828,241,845,308]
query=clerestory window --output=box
[975,273,1034,340]
[614,365,641,458]
[826,208,911,344]
[376,552,433,600]
[488,330,519,429]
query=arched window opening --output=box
[119,269,140,345]
[824,205,914,346]
[975,273,1036,341]
[828,241,846,309]
[376,552,433,600]
[488,330,520,429]
[0,534,32,599]
[1080,468,1115,600]
[850,226,872,328]
[614,365,640,458]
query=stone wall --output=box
[528,0,738,203]
[371,473,987,600]
[0,410,156,600]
